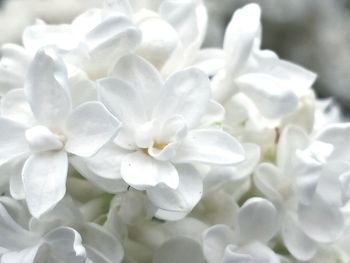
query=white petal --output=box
[135,10,179,70]
[254,56,317,97]
[1,89,35,126]
[25,125,63,153]
[159,0,207,48]
[153,236,205,263]
[298,196,345,243]
[202,225,235,263]
[81,223,124,263]
[199,100,225,128]
[0,44,30,95]
[23,24,79,53]
[253,163,284,203]
[0,117,29,165]
[153,68,210,128]
[68,68,97,107]
[233,143,261,180]
[111,54,162,115]
[9,159,26,200]
[1,245,46,263]
[121,151,179,190]
[0,203,40,250]
[224,4,261,75]
[173,129,245,165]
[222,246,252,263]
[22,151,68,218]
[237,198,279,243]
[44,227,87,263]
[84,14,141,61]
[97,77,147,125]
[276,125,309,172]
[147,164,202,216]
[294,150,324,205]
[25,49,71,128]
[282,214,317,261]
[65,102,121,157]
[315,123,350,161]
[234,242,280,263]
[236,73,299,118]
[113,190,154,226]
[104,0,132,16]
[70,145,128,193]
[191,48,225,76]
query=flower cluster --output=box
[0,1,349,262]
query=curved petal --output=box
[153,68,210,128]
[1,245,47,263]
[198,100,225,128]
[64,102,120,157]
[9,159,26,200]
[147,164,202,216]
[84,14,141,61]
[159,0,207,49]
[0,44,30,95]
[153,236,205,263]
[0,203,40,250]
[298,196,344,243]
[237,198,279,243]
[44,227,87,263]
[234,242,280,263]
[236,73,299,119]
[0,117,29,166]
[276,125,309,172]
[250,52,317,97]
[121,151,179,190]
[222,246,252,263]
[315,123,350,162]
[173,129,245,165]
[22,151,68,218]
[104,0,132,16]
[282,214,317,261]
[81,223,124,263]
[25,49,72,128]
[253,163,284,203]
[111,54,162,115]
[135,10,179,70]
[224,4,261,75]
[191,48,225,76]
[202,225,235,263]
[70,144,128,193]
[1,89,35,126]
[97,77,147,125]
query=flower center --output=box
[153,141,167,151]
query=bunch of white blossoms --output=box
[0,1,349,262]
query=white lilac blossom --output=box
[72,54,245,220]
[0,197,123,263]
[0,0,349,262]
[0,49,120,218]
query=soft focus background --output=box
[0,0,349,110]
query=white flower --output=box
[106,0,208,75]
[71,54,244,219]
[211,3,316,119]
[23,7,141,80]
[0,49,120,218]
[202,198,280,263]
[0,197,124,263]
[254,124,350,261]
